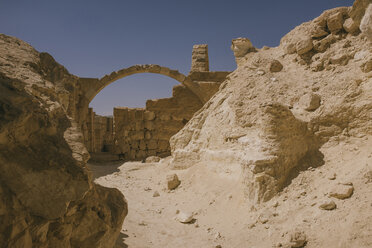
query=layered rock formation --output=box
[0,34,127,247]
[170,0,372,203]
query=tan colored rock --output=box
[360,4,372,40]
[0,34,127,248]
[343,18,360,34]
[296,38,313,55]
[311,25,329,38]
[167,174,181,190]
[329,184,354,199]
[298,93,321,111]
[231,38,255,57]
[319,200,337,210]
[144,110,155,121]
[327,12,344,33]
[175,212,194,223]
[269,60,284,72]
[145,156,161,163]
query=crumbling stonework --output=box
[82,45,231,161]
[191,44,209,72]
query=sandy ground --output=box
[88,135,372,248]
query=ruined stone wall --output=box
[113,84,203,161]
[93,115,114,153]
[191,44,209,72]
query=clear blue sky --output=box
[0,0,353,115]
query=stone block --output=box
[147,140,158,150]
[343,18,360,34]
[296,38,313,55]
[139,140,147,150]
[327,12,344,33]
[145,131,152,140]
[144,121,155,130]
[144,111,155,121]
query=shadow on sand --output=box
[87,160,125,179]
[114,232,129,248]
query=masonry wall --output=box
[113,84,203,161]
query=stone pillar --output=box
[191,44,209,72]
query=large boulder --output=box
[0,34,127,248]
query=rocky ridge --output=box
[170,0,372,204]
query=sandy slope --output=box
[89,135,372,248]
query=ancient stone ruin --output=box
[1,0,372,247]
[82,45,231,162]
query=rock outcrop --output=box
[0,34,127,248]
[170,0,372,204]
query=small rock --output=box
[257,70,265,75]
[298,93,321,111]
[145,156,161,163]
[231,37,255,57]
[166,174,181,190]
[215,245,222,248]
[311,24,329,38]
[329,184,354,199]
[144,187,152,191]
[319,200,336,210]
[138,221,147,226]
[214,232,221,239]
[269,59,283,72]
[330,53,350,65]
[296,38,313,55]
[288,230,307,248]
[361,59,372,73]
[343,18,359,34]
[152,191,160,197]
[175,212,194,223]
[328,173,336,180]
[327,12,344,33]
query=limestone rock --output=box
[175,212,194,223]
[319,200,337,210]
[327,12,344,33]
[167,173,181,190]
[153,191,160,197]
[269,60,284,72]
[343,18,360,34]
[0,34,127,248]
[288,230,307,248]
[360,4,372,41]
[298,93,321,111]
[329,184,354,199]
[145,155,161,163]
[296,38,313,55]
[231,38,255,57]
[361,58,372,72]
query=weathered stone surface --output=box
[298,93,321,111]
[175,212,194,223]
[269,59,284,72]
[329,184,354,199]
[343,18,360,34]
[327,12,344,33]
[296,38,313,55]
[0,34,127,248]
[167,174,181,190]
[145,156,161,163]
[231,38,255,57]
[360,4,372,40]
[319,200,337,210]
[191,44,209,72]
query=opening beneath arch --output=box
[85,73,203,163]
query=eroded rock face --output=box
[170,1,372,204]
[0,34,127,248]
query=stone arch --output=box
[83,64,200,104]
